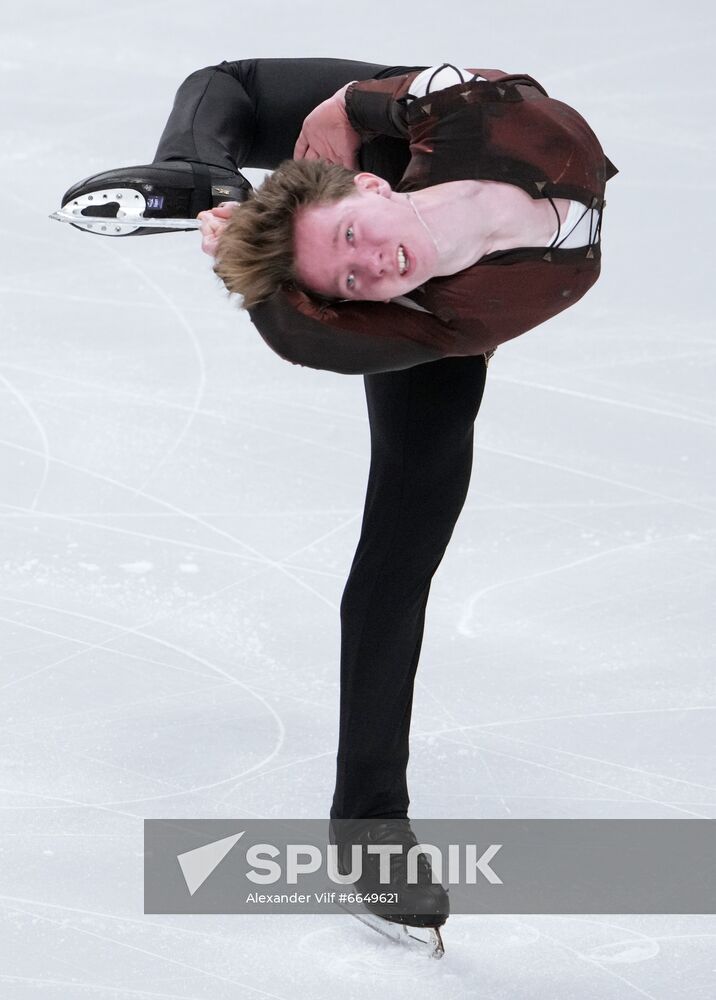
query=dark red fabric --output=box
[249,68,617,373]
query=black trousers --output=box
[154,59,487,820]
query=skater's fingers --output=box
[200,233,221,257]
[197,214,219,235]
[294,131,308,159]
[207,208,228,223]
[198,205,241,256]
[313,133,358,170]
[214,201,241,217]
[196,207,234,225]
[337,136,361,170]
[196,203,239,223]
[197,218,223,256]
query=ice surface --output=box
[1,0,715,996]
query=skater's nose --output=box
[362,246,385,278]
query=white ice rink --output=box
[1,0,715,996]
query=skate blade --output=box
[49,209,202,234]
[338,902,445,959]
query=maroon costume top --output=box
[249,67,618,375]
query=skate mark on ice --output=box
[522,919,660,1000]
[0,439,352,609]
[0,368,51,510]
[491,372,716,428]
[478,444,716,517]
[96,241,208,497]
[0,596,288,806]
[0,894,293,1000]
[432,736,711,818]
[483,728,716,799]
[456,530,710,637]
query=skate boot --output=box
[56,160,252,237]
[329,817,450,928]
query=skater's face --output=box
[292,173,439,303]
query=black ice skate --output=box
[330,817,449,958]
[50,160,252,237]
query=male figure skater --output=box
[59,57,614,938]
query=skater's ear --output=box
[353,172,392,197]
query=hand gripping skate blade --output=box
[338,902,445,959]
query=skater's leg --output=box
[153,57,425,173]
[331,354,488,820]
[152,61,257,171]
[61,57,423,229]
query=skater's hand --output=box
[196,202,240,257]
[294,84,361,170]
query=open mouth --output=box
[397,244,409,276]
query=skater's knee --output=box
[175,61,246,90]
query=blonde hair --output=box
[212,158,358,309]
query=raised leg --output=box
[153,57,423,176]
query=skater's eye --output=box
[345,226,356,292]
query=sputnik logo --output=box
[177,832,246,895]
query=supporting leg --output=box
[331,353,488,819]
